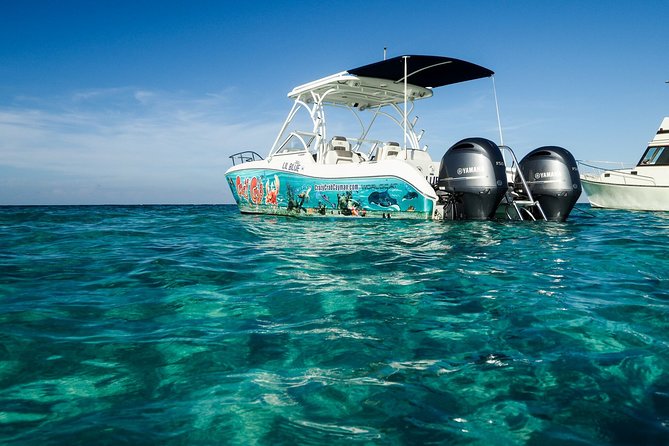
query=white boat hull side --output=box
[581,179,669,211]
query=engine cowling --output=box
[515,146,582,221]
[438,137,508,220]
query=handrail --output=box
[229,151,264,166]
[577,160,627,170]
[500,145,547,221]
[577,160,656,186]
[500,146,533,200]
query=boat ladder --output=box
[500,146,547,221]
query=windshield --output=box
[638,146,669,166]
[276,132,316,155]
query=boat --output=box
[579,117,669,211]
[225,55,582,221]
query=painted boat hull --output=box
[225,159,437,219]
[581,178,669,211]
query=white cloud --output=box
[0,88,280,204]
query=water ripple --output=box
[1,205,669,444]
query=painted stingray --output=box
[368,190,398,207]
[402,191,418,201]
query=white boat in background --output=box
[579,117,669,211]
[225,55,582,221]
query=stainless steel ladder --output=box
[500,146,547,221]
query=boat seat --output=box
[324,136,356,164]
[331,136,349,151]
[376,141,400,161]
[398,148,432,162]
[397,148,436,175]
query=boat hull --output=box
[225,167,436,219]
[581,179,669,211]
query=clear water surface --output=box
[1,204,668,445]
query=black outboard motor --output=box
[438,137,508,220]
[515,146,582,221]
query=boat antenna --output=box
[403,55,409,149]
[492,75,504,146]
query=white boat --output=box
[226,55,582,221]
[579,117,669,211]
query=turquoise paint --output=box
[226,169,434,219]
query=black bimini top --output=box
[348,55,494,88]
[287,55,494,106]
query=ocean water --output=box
[1,204,668,445]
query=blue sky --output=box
[1,0,667,205]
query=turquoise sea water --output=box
[1,204,668,445]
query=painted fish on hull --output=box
[368,190,398,207]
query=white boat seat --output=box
[398,148,432,162]
[324,136,355,164]
[397,148,436,175]
[331,136,350,151]
[376,141,400,161]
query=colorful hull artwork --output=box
[226,169,435,219]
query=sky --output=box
[1,0,668,205]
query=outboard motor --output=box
[515,146,582,221]
[438,138,508,220]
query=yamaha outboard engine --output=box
[438,138,508,220]
[515,146,582,221]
